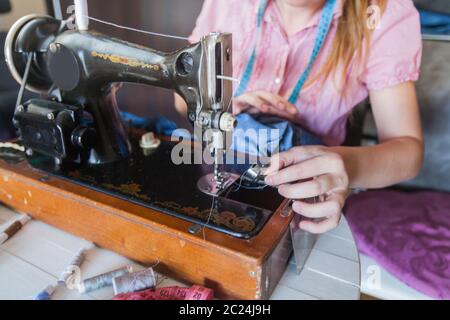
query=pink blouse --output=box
[189,0,422,146]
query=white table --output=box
[0,205,361,300]
[360,254,431,300]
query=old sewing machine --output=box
[0,6,295,299]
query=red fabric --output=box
[113,285,214,301]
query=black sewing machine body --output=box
[4,15,285,239]
[7,15,233,165]
[26,138,284,239]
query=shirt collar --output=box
[261,0,343,29]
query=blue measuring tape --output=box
[234,0,337,105]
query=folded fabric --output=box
[232,113,322,156]
[420,9,450,35]
[345,190,450,300]
[120,112,323,156]
[231,113,295,157]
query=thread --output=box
[0,215,31,245]
[228,168,269,195]
[156,273,168,287]
[15,52,33,109]
[77,15,239,117]
[216,75,240,84]
[78,265,133,294]
[112,268,157,295]
[203,165,269,239]
[83,15,189,41]
[216,75,241,113]
[58,245,93,284]
[202,197,216,241]
[34,284,57,301]
[237,174,268,191]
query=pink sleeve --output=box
[189,0,218,43]
[362,0,422,91]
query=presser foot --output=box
[197,172,240,196]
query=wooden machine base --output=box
[0,158,293,299]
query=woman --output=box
[176,0,424,234]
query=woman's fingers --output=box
[234,93,269,114]
[255,91,297,114]
[277,174,337,199]
[295,192,344,234]
[292,193,345,219]
[299,214,341,234]
[265,153,340,186]
[234,91,297,116]
[265,147,349,234]
[264,146,326,177]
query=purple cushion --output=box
[344,190,450,300]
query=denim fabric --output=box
[231,113,322,157]
[420,9,450,35]
[119,112,323,158]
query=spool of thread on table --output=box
[112,268,157,295]
[34,284,57,301]
[58,245,93,285]
[78,265,133,294]
[0,215,31,245]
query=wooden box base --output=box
[0,159,293,300]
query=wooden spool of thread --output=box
[0,215,31,245]
[78,265,133,294]
[112,268,157,295]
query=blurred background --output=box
[57,0,203,128]
[61,0,203,126]
[0,0,205,136]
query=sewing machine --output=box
[0,12,294,299]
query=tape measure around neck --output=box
[235,0,337,105]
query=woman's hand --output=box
[264,146,349,234]
[234,90,297,118]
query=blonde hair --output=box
[309,0,387,89]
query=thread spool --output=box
[140,132,161,156]
[0,215,31,245]
[58,245,93,285]
[78,265,133,294]
[34,285,57,300]
[112,268,156,295]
